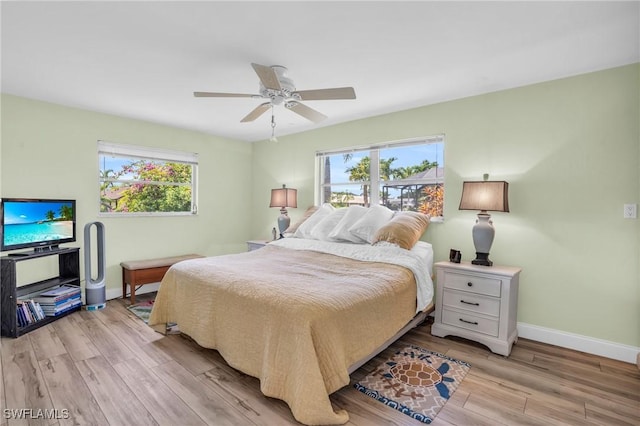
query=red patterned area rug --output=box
[127,300,154,323]
[354,345,470,424]
[127,300,180,334]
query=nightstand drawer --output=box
[442,271,501,297]
[442,289,500,317]
[442,309,499,337]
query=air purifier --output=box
[84,221,106,310]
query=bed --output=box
[148,211,434,425]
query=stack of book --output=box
[32,285,82,317]
[16,299,46,327]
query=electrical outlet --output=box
[624,203,637,219]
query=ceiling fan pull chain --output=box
[270,105,278,142]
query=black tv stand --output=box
[7,245,62,257]
[34,245,61,253]
[1,247,81,337]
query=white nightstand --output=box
[431,261,521,356]
[246,240,270,251]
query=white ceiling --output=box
[2,1,638,142]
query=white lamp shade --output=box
[459,181,509,212]
[269,185,298,209]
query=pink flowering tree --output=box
[115,161,192,212]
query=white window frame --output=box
[315,135,445,220]
[98,140,198,217]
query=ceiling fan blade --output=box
[240,102,271,123]
[251,63,282,91]
[285,101,327,123]
[194,91,257,98]
[294,87,356,101]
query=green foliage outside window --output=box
[100,160,193,213]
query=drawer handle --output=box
[459,318,479,325]
[467,282,473,287]
[460,300,480,306]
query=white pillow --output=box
[327,205,368,243]
[349,204,394,243]
[310,208,347,241]
[294,203,335,239]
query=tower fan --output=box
[84,222,106,310]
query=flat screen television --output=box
[0,198,76,254]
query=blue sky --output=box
[3,201,72,224]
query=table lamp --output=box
[269,184,297,238]
[458,178,509,266]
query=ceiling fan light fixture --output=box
[194,63,356,126]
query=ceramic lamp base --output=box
[472,211,495,267]
[277,208,290,239]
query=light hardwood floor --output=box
[1,295,638,426]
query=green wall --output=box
[251,64,640,347]
[1,64,638,350]
[1,94,253,293]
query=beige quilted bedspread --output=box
[148,244,417,425]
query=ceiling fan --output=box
[194,63,356,123]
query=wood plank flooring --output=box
[1,294,638,426]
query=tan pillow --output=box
[284,206,318,234]
[372,211,430,250]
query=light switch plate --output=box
[624,204,637,219]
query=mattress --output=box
[148,238,434,425]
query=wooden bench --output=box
[121,254,203,304]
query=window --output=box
[98,141,198,216]
[317,136,444,219]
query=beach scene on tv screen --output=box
[3,201,74,246]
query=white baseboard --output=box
[105,283,160,302]
[518,322,639,364]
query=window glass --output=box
[318,137,444,219]
[320,152,371,207]
[98,141,198,216]
[379,142,444,216]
